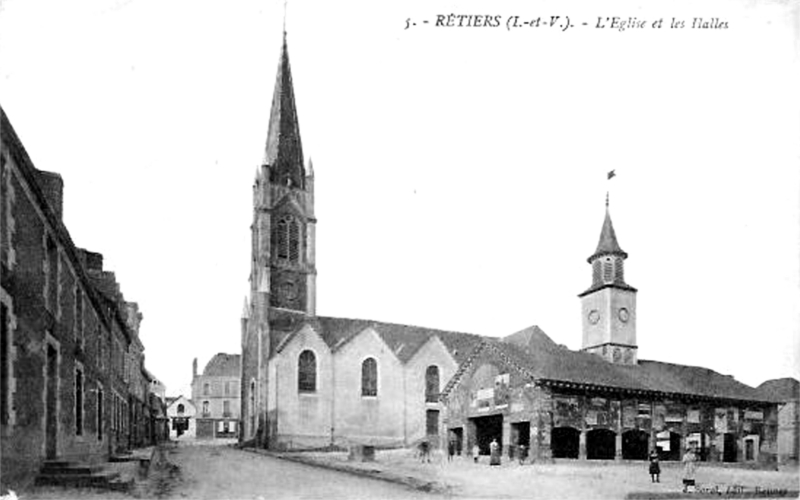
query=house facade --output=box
[1,106,157,490]
[192,354,240,439]
[166,395,196,440]
[757,378,799,465]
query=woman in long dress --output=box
[489,439,501,466]
[682,446,697,492]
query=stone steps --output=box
[36,460,133,491]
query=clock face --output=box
[618,307,630,323]
[588,310,600,325]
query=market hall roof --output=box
[442,328,770,404]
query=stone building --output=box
[166,395,196,440]
[192,353,240,439]
[439,205,779,466]
[238,35,482,450]
[757,378,799,465]
[0,106,157,489]
[239,35,778,463]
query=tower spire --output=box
[263,20,305,189]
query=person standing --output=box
[472,443,480,463]
[489,439,501,466]
[447,437,456,462]
[648,449,661,483]
[682,445,697,492]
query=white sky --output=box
[1,0,798,397]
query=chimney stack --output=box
[36,170,64,220]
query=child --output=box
[648,449,661,483]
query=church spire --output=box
[588,202,627,263]
[263,31,305,189]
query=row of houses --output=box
[1,106,168,490]
[163,354,242,441]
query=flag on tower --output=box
[607,170,616,180]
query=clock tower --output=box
[579,198,637,365]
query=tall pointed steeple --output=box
[263,33,305,189]
[588,204,628,263]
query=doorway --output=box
[470,414,503,455]
[552,426,580,458]
[510,421,530,459]
[622,429,649,460]
[723,433,737,462]
[587,428,616,460]
[45,344,58,459]
[449,427,463,455]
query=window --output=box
[96,386,103,441]
[425,366,440,403]
[203,383,210,396]
[1,303,10,426]
[223,400,231,417]
[289,220,300,262]
[44,235,57,311]
[75,366,84,436]
[273,216,303,263]
[426,409,439,436]
[249,379,256,436]
[75,286,83,344]
[177,404,185,415]
[603,258,612,283]
[361,358,377,397]
[298,350,316,392]
[202,401,209,416]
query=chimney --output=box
[192,358,198,380]
[36,170,64,220]
[79,249,104,272]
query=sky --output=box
[1,0,798,397]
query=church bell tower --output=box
[579,198,637,365]
[241,31,316,448]
[250,32,317,323]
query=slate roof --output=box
[444,329,770,404]
[589,207,627,262]
[756,378,800,403]
[202,353,241,377]
[276,316,483,364]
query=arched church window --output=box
[276,219,289,260]
[298,350,316,393]
[289,220,300,262]
[425,365,440,403]
[361,358,378,397]
[177,404,184,415]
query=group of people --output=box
[648,445,699,493]
[427,436,701,492]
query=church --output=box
[239,34,779,466]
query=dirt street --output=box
[159,444,438,500]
